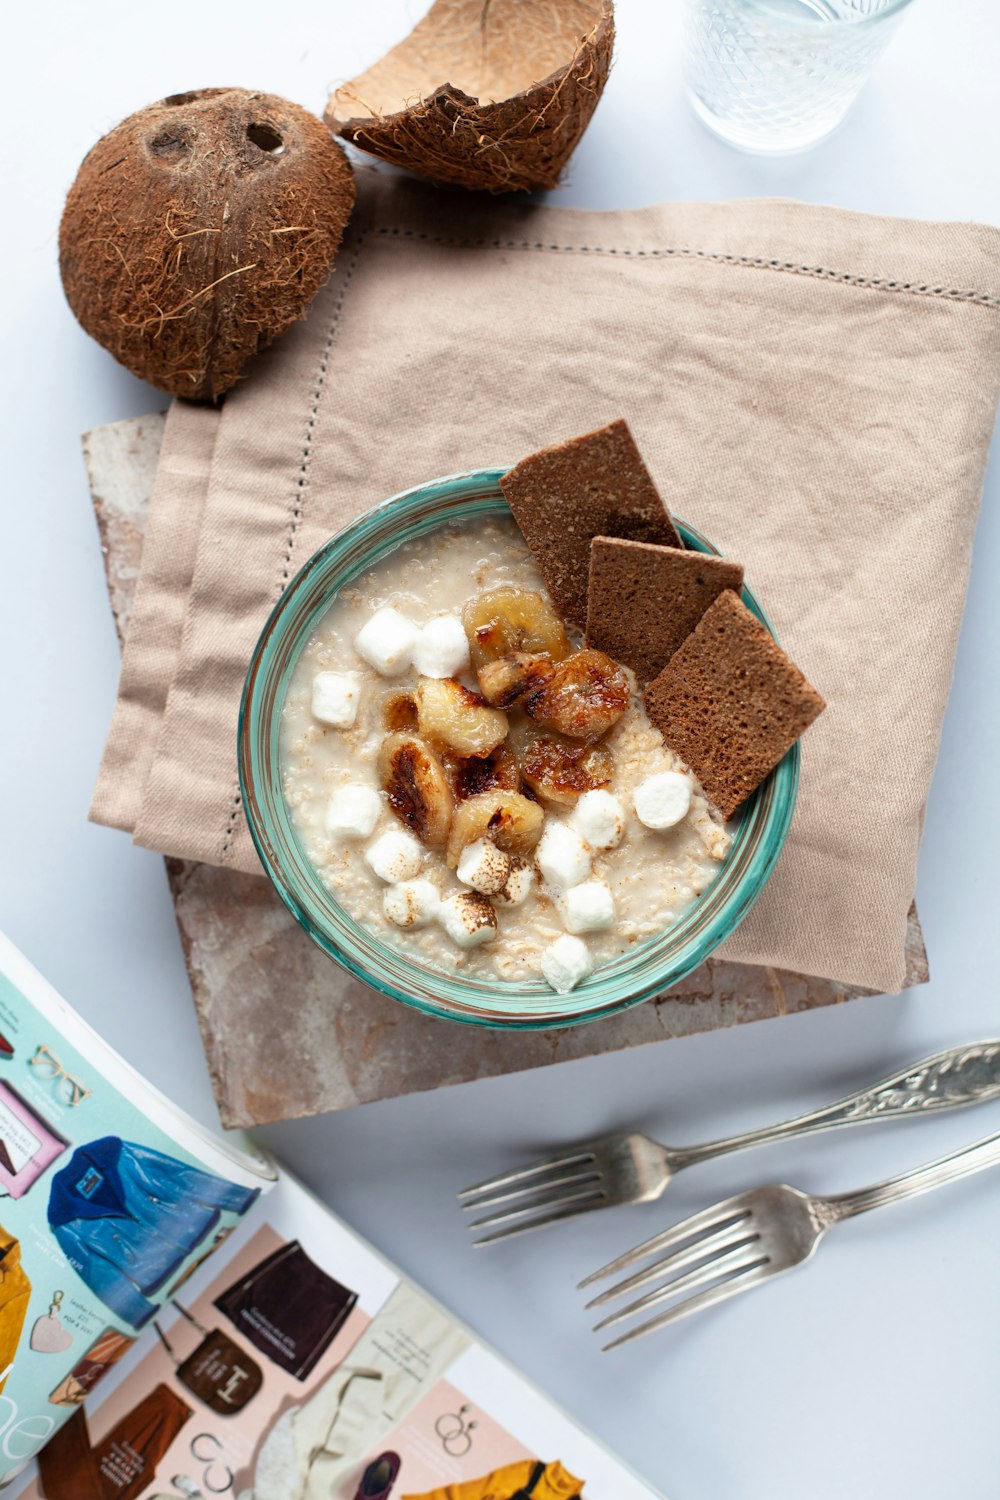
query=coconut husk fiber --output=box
[59,88,355,401]
[326,0,614,193]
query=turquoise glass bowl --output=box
[239,469,799,1029]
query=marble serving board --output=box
[84,414,929,1128]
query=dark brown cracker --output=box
[644,590,825,820]
[587,537,745,684]
[499,419,682,628]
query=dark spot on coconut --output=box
[162,90,214,107]
[247,122,284,154]
[147,129,192,163]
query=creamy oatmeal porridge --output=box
[280,517,730,990]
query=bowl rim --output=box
[238,468,799,1030]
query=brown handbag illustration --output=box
[154,1302,263,1415]
[0,1222,32,1394]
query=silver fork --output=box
[580,1127,1000,1349]
[458,1041,1000,1243]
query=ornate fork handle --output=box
[673,1041,1000,1170]
[821,1128,1000,1222]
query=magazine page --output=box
[0,934,275,1485]
[13,1172,665,1500]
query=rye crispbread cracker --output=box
[587,537,745,684]
[644,589,826,820]
[499,419,682,627]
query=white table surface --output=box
[2,3,999,1497]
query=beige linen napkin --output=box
[91,401,217,834]
[92,168,1000,995]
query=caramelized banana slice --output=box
[522,735,613,806]
[463,588,571,670]
[477,652,555,708]
[377,733,454,847]
[382,691,418,732]
[525,649,630,742]
[451,743,521,802]
[446,790,545,868]
[415,678,508,757]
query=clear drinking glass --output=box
[684,0,916,154]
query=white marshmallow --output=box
[535,822,592,890]
[383,879,440,929]
[354,607,419,677]
[558,879,615,935]
[325,784,381,840]
[412,615,471,679]
[541,934,593,994]
[438,891,498,949]
[457,838,511,896]
[570,789,625,850]
[310,670,362,729]
[365,828,425,883]
[634,771,692,830]
[494,857,534,907]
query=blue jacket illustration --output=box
[48,1137,259,1328]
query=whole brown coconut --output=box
[326,0,614,194]
[59,89,355,400]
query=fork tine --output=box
[600,1259,772,1350]
[584,1226,759,1310]
[578,1203,750,1290]
[592,1239,763,1329]
[461,1164,603,1215]
[472,1191,608,1246]
[458,1149,598,1201]
[467,1180,607,1234]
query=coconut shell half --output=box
[326,0,614,194]
[60,89,355,400]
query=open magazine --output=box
[0,935,664,1500]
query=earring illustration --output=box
[434,1403,478,1457]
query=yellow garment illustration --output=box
[0,1223,32,1394]
[404,1457,584,1500]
